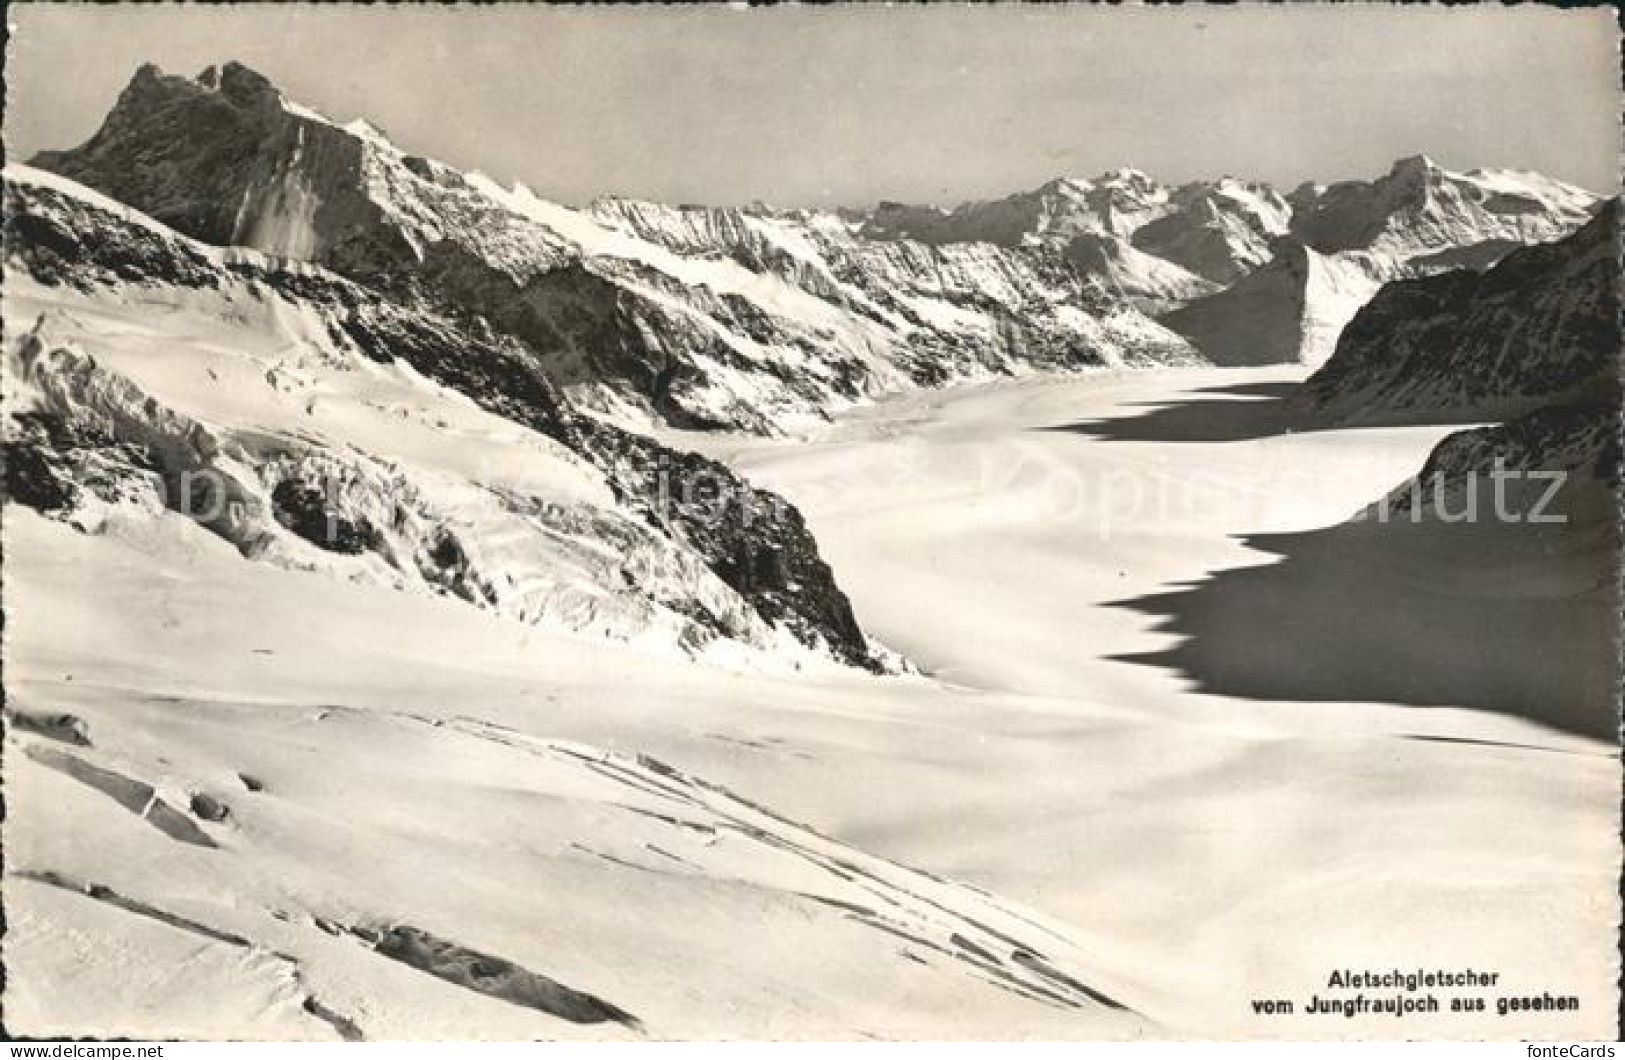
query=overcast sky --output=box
[6,5,1618,207]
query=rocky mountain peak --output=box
[128,61,165,87]
[1379,153,1442,206]
[215,60,282,109]
[112,61,190,110]
[1287,181,1325,212]
[1388,152,1441,178]
[108,59,280,121]
[1289,155,1597,257]
[29,59,382,257]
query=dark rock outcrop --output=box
[33,62,413,274]
[3,410,161,517]
[360,924,640,1028]
[1375,396,1622,522]
[270,479,379,555]
[1295,199,1621,424]
[575,421,873,668]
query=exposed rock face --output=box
[1375,397,1622,524]
[30,62,1199,435]
[33,63,406,268]
[4,167,881,670]
[571,421,871,664]
[3,410,163,523]
[858,171,1288,300]
[269,478,380,555]
[1294,199,1621,424]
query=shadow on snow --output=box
[1103,513,1620,743]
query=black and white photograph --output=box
[1,2,1619,1042]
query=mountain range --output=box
[31,64,1604,418]
[6,59,1618,671]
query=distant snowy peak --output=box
[1130,179,1294,285]
[860,172,1303,291]
[862,169,1174,247]
[1290,153,1601,257]
[1159,241,1392,367]
[33,60,593,280]
[1161,158,1604,368]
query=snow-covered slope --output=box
[2,504,1151,1040]
[1159,243,1397,367]
[9,366,1616,1039]
[3,165,885,670]
[1129,179,1294,285]
[1057,233,1220,314]
[30,62,1199,434]
[1294,199,1620,423]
